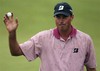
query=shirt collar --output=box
[53,26,77,39]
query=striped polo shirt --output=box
[20,26,96,71]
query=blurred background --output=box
[0,0,100,71]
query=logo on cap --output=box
[58,5,64,10]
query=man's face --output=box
[54,14,73,32]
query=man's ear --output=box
[71,15,74,20]
[72,15,74,19]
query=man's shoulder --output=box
[37,28,54,35]
[77,30,90,36]
[33,28,54,38]
[76,30,92,41]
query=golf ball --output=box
[7,12,12,17]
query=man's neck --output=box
[59,26,72,40]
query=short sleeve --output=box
[20,33,42,61]
[84,37,96,68]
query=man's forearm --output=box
[9,31,23,56]
[86,67,96,71]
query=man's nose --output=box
[59,17,64,23]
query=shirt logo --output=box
[73,48,78,53]
[58,5,64,10]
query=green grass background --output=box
[0,0,100,71]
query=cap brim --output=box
[54,12,70,17]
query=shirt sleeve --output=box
[84,37,96,68]
[20,33,42,61]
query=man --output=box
[4,2,96,71]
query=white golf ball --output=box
[7,12,12,17]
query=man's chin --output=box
[59,28,68,32]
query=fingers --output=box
[4,12,13,21]
[5,14,9,19]
[16,17,18,24]
[3,14,10,24]
[11,13,13,18]
[3,16,8,24]
[3,12,14,23]
[15,17,19,27]
[3,12,18,26]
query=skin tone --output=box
[3,13,96,71]
[4,13,23,56]
[54,14,74,40]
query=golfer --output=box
[4,2,96,71]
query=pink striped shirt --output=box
[20,27,96,71]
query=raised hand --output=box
[3,13,18,33]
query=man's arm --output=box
[4,13,23,56]
[86,67,96,71]
[9,31,23,56]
